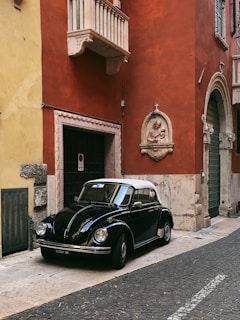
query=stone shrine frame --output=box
[140,104,174,161]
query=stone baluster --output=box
[79,0,84,29]
[72,0,78,31]
[99,1,104,35]
[114,12,118,44]
[95,0,100,33]
[124,19,128,51]
[84,0,94,29]
[107,7,111,40]
[119,17,123,47]
[116,15,120,46]
[110,8,114,42]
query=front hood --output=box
[53,204,119,241]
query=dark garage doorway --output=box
[63,126,105,205]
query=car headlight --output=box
[94,228,108,243]
[36,222,47,236]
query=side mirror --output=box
[133,201,142,209]
[74,195,79,202]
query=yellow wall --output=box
[0,0,42,244]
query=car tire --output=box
[161,220,171,245]
[41,248,56,260]
[111,233,127,269]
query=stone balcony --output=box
[67,0,130,75]
[232,55,240,104]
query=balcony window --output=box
[67,0,130,75]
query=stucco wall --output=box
[121,0,196,175]
[0,1,42,219]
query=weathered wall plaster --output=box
[125,174,204,231]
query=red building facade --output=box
[41,0,240,231]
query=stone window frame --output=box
[215,0,229,50]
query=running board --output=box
[134,235,160,250]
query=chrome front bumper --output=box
[36,239,111,255]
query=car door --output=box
[128,188,159,243]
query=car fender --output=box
[158,208,174,228]
[94,219,135,251]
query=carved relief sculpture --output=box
[140,103,174,161]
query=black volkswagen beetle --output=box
[35,178,173,269]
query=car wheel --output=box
[41,248,56,260]
[161,221,171,244]
[111,234,127,269]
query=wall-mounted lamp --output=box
[151,102,160,117]
[200,169,205,184]
[121,98,126,112]
[121,81,126,113]
[220,62,224,74]
[113,0,121,9]
[14,0,23,10]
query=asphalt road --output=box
[3,225,240,320]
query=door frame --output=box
[53,110,122,212]
[202,72,234,225]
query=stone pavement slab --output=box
[0,216,239,319]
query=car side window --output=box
[119,186,133,205]
[149,189,158,202]
[133,188,157,204]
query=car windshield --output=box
[78,182,133,206]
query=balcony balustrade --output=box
[67,0,130,75]
[232,55,240,104]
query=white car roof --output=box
[86,178,162,203]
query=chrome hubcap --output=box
[121,241,127,261]
[164,224,171,241]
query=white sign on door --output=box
[78,153,84,171]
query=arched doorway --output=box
[202,73,234,225]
